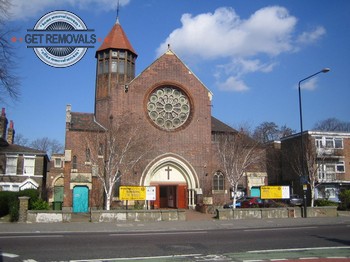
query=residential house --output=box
[280,131,350,203]
[0,108,49,196]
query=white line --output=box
[0,235,64,239]
[109,231,207,237]
[247,246,350,253]
[244,226,317,232]
[2,253,19,258]
[70,253,202,261]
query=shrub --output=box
[314,199,338,207]
[31,199,50,210]
[0,191,17,217]
[338,190,350,210]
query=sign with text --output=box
[119,186,146,201]
[146,186,156,201]
[261,186,290,199]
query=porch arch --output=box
[140,154,200,209]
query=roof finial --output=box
[116,0,120,24]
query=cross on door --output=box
[165,166,172,180]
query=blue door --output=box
[73,186,89,213]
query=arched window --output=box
[213,171,224,191]
[72,155,78,169]
[85,148,91,162]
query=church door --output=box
[73,186,89,213]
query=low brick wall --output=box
[27,210,71,223]
[91,209,186,223]
[216,206,337,220]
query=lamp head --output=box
[322,68,330,73]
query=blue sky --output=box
[4,0,350,145]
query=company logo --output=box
[25,10,96,68]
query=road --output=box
[0,223,349,261]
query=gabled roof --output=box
[129,48,213,97]
[211,116,238,133]
[69,112,106,132]
[96,20,137,56]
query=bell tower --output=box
[94,18,137,126]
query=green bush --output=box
[0,191,17,217]
[31,199,50,210]
[314,199,339,207]
[338,190,350,210]
[0,189,43,222]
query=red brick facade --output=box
[62,21,267,212]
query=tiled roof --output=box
[211,116,238,133]
[69,112,106,132]
[96,20,137,55]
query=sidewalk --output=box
[0,210,349,234]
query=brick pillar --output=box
[18,196,30,223]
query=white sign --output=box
[146,186,156,201]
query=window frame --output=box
[213,171,225,191]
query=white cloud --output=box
[297,26,326,44]
[217,76,249,92]
[157,6,325,92]
[300,78,318,91]
[157,6,297,58]
[9,0,130,20]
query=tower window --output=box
[104,60,109,73]
[111,59,117,72]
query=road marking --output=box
[244,226,317,232]
[0,235,64,239]
[2,253,19,258]
[70,253,202,261]
[109,231,207,237]
[247,246,350,253]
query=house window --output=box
[316,136,343,149]
[23,156,35,176]
[72,155,78,169]
[54,158,62,168]
[213,171,224,191]
[5,155,18,175]
[336,161,345,173]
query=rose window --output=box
[147,86,191,130]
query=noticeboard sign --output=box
[261,186,290,199]
[146,186,156,201]
[119,186,146,201]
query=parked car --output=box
[241,197,264,208]
[223,197,244,208]
[288,194,303,206]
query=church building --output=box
[60,18,267,212]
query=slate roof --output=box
[69,112,106,132]
[211,116,238,133]
[0,143,47,155]
[96,20,137,56]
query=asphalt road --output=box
[1,223,349,261]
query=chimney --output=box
[0,108,8,140]
[7,120,15,144]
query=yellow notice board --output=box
[261,186,290,199]
[119,186,146,201]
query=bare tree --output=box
[30,137,64,157]
[0,0,20,102]
[287,137,325,207]
[84,114,155,210]
[253,122,295,143]
[313,118,350,132]
[215,131,265,209]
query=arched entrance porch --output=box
[141,155,199,209]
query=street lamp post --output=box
[298,68,330,218]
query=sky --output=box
[3,0,350,146]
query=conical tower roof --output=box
[96,19,137,56]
